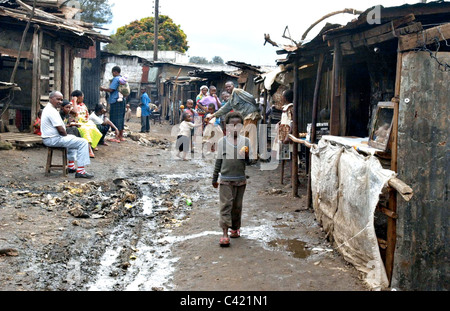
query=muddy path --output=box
[0,118,368,292]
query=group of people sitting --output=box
[36,90,121,179]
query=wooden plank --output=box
[54,42,61,91]
[288,134,317,149]
[307,53,325,207]
[41,48,54,56]
[354,14,415,40]
[377,238,388,250]
[291,59,300,197]
[0,46,33,60]
[399,22,450,52]
[325,14,416,42]
[385,46,403,286]
[330,40,341,135]
[339,68,347,135]
[31,30,41,127]
[341,23,424,55]
[59,6,81,19]
[0,132,41,139]
[388,177,414,201]
[378,206,399,219]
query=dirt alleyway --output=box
[167,155,367,291]
[0,118,368,292]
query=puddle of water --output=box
[267,239,311,259]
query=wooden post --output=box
[330,40,342,135]
[307,53,325,208]
[385,46,402,286]
[339,67,347,135]
[153,0,159,61]
[63,46,70,98]
[172,69,182,124]
[31,28,41,123]
[291,57,300,197]
[263,88,268,125]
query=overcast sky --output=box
[104,0,422,66]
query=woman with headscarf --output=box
[195,85,209,119]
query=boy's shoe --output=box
[219,237,230,247]
[75,172,94,179]
[68,168,77,174]
[230,229,241,238]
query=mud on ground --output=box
[0,117,368,291]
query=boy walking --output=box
[212,112,250,247]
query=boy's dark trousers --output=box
[141,115,150,132]
[219,183,246,230]
[96,124,110,145]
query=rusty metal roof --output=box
[226,61,264,74]
[0,0,110,46]
[275,1,450,65]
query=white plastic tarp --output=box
[311,139,396,290]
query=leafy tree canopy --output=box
[211,56,224,64]
[189,56,209,64]
[105,15,189,53]
[190,56,224,65]
[79,0,113,26]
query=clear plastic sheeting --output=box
[311,139,396,290]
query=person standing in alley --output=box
[100,66,126,141]
[212,112,250,247]
[140,87,152,133]
[195,85,209,119]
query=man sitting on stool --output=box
[41,91,94,179]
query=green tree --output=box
[189,56,209,64]
[79,0,113,26]
[189,56,224,64]
[106,15,189,53]
[211,56,224,64]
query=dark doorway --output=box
[346,63,371,137]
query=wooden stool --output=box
[45,147,68,177]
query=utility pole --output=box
[153,0,159,61]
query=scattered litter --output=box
[311,247,334,253]
[0,248,19,257]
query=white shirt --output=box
[178,121,196,137]
[89,111,104,125]
[40,103,65,138]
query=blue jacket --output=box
[140,92,152,117]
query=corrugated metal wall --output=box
[393,51,450,291]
